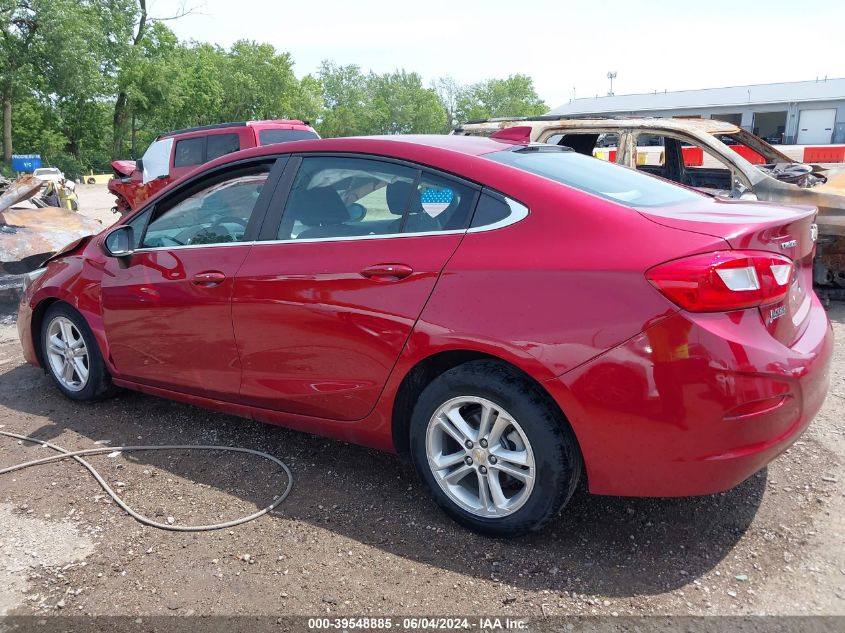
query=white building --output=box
[549,78,845,145]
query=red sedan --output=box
[17,135,833,537]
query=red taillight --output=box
[646,250,795,312]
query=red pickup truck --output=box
[109,119,319,214]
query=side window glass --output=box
[404,172,475,232]
[207,134,241,161]
[126,208,152,249]
[142,166,269,248]
[470,192,511,229]
[278,157,417,240]
[174,137,205,168]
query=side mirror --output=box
[134,158,143,175]
[729,182,748,199]
[102,225,135,259]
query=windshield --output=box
[711,129,794,164]
[486,147,704,208]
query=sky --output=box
[151,0,845,109]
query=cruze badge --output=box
[768,305,786,324]
[810,224,818,242]
[780,239,798,249]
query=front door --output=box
[232,155,480,420]
[101,160,276,399]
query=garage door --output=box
[797,108,836,145]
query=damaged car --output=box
[1,175,102,298]
[454,117,845,300]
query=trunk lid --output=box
[638,197,818,346]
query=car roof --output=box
[200,134,516,170]
[456,116,741,136]
[158,119,312,140]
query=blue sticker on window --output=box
[420,187,454,218]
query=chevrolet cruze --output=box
[18,134,833,537]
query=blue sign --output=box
[11,154,42,172]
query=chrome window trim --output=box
[130,197,529,252]
[467,198,528,233]
[133,241,255,253]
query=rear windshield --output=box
[259,129,319,145]
[486,147,703,208]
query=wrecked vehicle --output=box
[1,175,102,297]
[454,117,845,300]
[108,119,320,215]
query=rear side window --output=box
[259,129,319,145]
[278,156,417,240]
[405,172,476,232]
[174,137,204,167]
[469,191,528,230]
[207,133,240,161]
[486,147,703,208]
[471,193,510,228]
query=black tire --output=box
[409,360,582,538]
[87,177,96,185]
[40,303,120,401]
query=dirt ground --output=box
[0,186,842,619]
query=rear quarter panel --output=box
[411,177,729,378]
[387,175,732,456]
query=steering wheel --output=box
[179,216,249,245]
[208,215,249,237]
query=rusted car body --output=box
[1,176,102,297]
[454,117,845,299]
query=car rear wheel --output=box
[41,303,119,401]
[409,360,581,537]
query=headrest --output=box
[294,186,349,225]
[386,181,422,216]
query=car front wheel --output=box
[40,303,119,401]
[409,360,582,537]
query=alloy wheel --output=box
[425,396,535,518]
[45,316,90,392]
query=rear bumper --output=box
[548,296,833,497]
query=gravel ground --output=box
[0,185,842,619]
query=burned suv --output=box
[454,117,845,299]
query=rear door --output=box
[101,158,283,399]
[231,154,479,420]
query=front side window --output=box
[141,166,269,248]
[174,137,205,168]
[126,208,151,249]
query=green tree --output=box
[368,70,446,135]
[433,75,462,131]
[0,0,37,164]
[317,61,370,137]
[455,74,547,124]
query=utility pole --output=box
[607,71,617,97]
